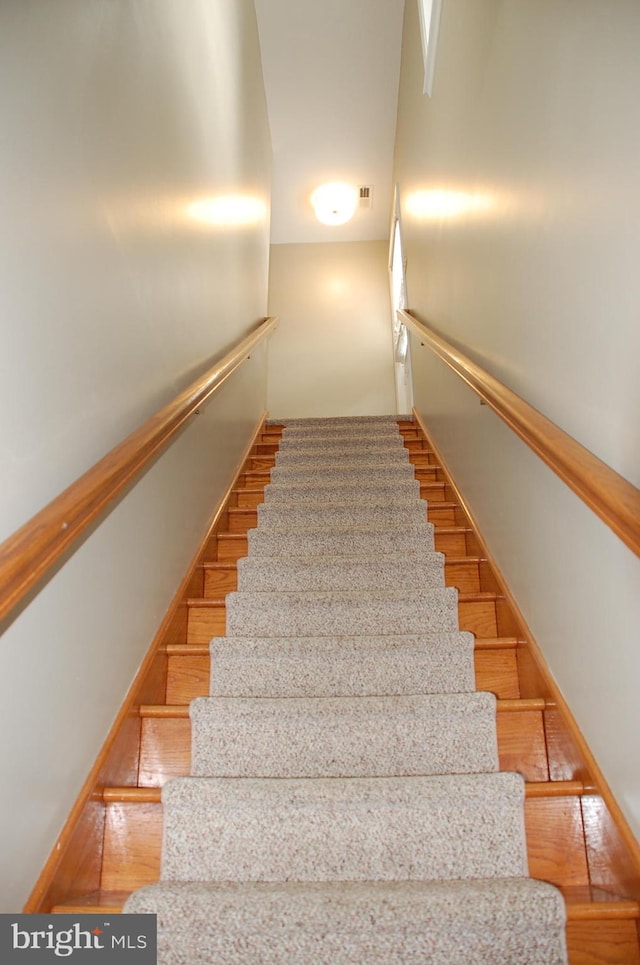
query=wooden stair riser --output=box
[202,565,237,595]
[165,648,521,704]
[247,451,440,473]
[227,495,452,534]
[566,921,640,965]
[404,438,432,452]
[410,452,438,467]
[136,706,547,788]
[237,470,271,488]
[44,891,640,965]
[434,527,474,555]
[256,434,436,459]
[216,530,483,563]
[248,456,278,472]
[185,593,504,643]
[243,465,442,487]
[235,490,267,509]
[426,503,464,525]
[234,482,452,509]
[202,557,488,596]
[224,507,465,535]
[276,421,424,436]
[216,535,248,562]
[98,793,592,893]
[415,466,446,482]
[187,604,225,644]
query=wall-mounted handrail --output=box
[0,316,278,624]
[399,309,640,558]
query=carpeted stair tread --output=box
[256,501,427,529]
[276,415,402,427]
[225,587,458,636]
[269,463,417,484]
[160,772,528,883]
[282,417,402,428]
[236,553,445,592]
[275,447,410,466]
[190,692,498,778]
[279,434,406,451]
[209,632,476,696]
[263,479,420,502]
[282,426,404,440]
[246,522,435,556]
[124,878,567,965]
[278,439,406,453]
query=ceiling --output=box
[254,0,405,245]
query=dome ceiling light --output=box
[310,182,359,226]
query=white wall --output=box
[0,0,271,910]
[394,0,640,836]
[267,242,396,417]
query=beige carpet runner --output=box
[126,416,567,964]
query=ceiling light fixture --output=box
[310,182,358,226]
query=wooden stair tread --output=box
[233,485,451,496]
[51,886,640,920]
[102,780,597,804]
[561,887,640,920]
[435,525,473,534]
[475,636,519,649]
[458,591,502,602]
[186,593,501,605]
[498,698,547,712]
[165,643,211,655]
[51,891,131,914]
[233,527,461,540]
[138,698,548,717]
[201,556,490,575]
[164,636,520,656]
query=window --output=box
[417,0,442,96]
[389,185,413,413]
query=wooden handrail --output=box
[0,316,278,624]
[399,309,640,558]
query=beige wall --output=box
[0,0,271,910]
[267,242,396,417]
[394,0,640,835]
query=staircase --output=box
[48,417,640,963]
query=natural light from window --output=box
[417,0,442,96]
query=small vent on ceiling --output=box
[359,185,373,209]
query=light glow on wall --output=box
[187,194,267,227]
[405,189,493,220]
